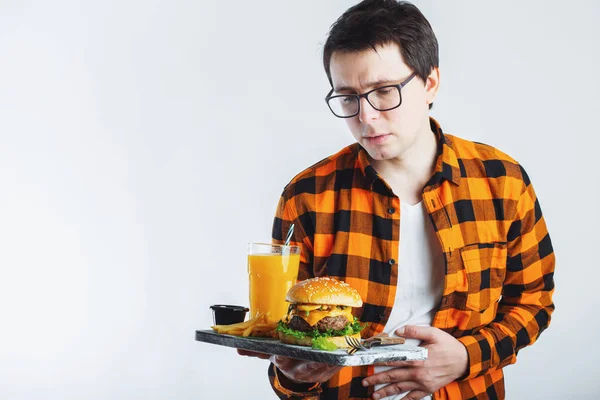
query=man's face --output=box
[329,43,436,161]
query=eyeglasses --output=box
[324,73,416,118]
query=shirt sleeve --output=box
[268,363,322,399]
[271,193,314,281]
[457,167,555,380]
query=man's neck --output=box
[369,119,438,203]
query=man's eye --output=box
[341,96,354,104]
[376,88,392,95]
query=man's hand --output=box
[237,350,341,384]
[362,325,469,400]
[272,355,342,383]
[237,349,271,360]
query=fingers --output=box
[370,381,420,400]
[271,355,295,369]
[374,360,425,368]
[297,361,328,375]
[364,366,435,399]
[400,390,430,400]
[271,356,328,372]
[363,367,413,387]
[272,356,341,383]
[369,332,389,339]
[395,325,438,342]
[236,349,271,359]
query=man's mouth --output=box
[363,133,391,145]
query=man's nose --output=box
[358,97,379,123]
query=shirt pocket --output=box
[459,242,507,311]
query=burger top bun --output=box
[286,277,363,307]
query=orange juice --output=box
[247,252,300,323]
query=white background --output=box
[1,1,598,399]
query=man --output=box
[239,1,555,399]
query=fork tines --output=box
[345,336,365,355]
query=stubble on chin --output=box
[371,151,386,160]
[365,147,389,161]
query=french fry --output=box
[212,317,256,332]
[252,323,277,330]
[212,313,263,331]
[211,312,278,337]
[242,325,254,337]
[221,326,246,335]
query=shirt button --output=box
[388,207,396,214]
[379,313,386,319]
[388,258,396,265]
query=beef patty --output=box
[288,315,349,332]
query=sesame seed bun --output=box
[285,277,363,307]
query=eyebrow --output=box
[333,79,400,93]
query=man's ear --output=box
[425,67,440,106]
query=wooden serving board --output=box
[195,330,427,366]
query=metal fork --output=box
[345,336,367,355]
[345,335,407,355]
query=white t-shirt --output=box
[374,201,445,400]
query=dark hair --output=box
[323,0,439,109]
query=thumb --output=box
[395,325,438,342]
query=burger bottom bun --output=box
[278,331,362,348]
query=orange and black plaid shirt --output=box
[267,118,555,400]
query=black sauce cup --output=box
[210,305,249,325]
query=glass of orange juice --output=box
[247,243,301,324]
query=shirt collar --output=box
[355,117,461,187]
[427,117,461,186]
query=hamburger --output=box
[276,277,364,350]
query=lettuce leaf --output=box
[311,336,338,351]
[276,317,366,351]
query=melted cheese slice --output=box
[292,307,354,327]
[296,304,327,311]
